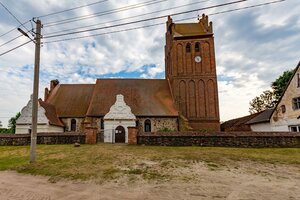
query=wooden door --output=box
[115,126,125,143]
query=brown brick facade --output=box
[165,15,220,131]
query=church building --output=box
[16,14,220,142]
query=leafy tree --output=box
[271,69,295,99]
[249,90,277,114]
[249,69,294,114]
[8,112,21,133]
[0,120,2,128]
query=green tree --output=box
[249,69,294,114]
[8,112,21,133]
[249,90,277,114]
[271,69,295,99]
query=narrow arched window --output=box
[144,119,151,132]
[100,118,104,130]
[71,119,76,131]
[186,43,191,53]
[195,42,200,52]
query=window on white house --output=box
[292,97,300,110]
[281,105,286,113]
[289,125,300,132]
[297,73,300,88]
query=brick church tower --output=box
[165,14,220,131]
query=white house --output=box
[16,95,64,134]
[247,62,300,132]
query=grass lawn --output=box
[0,144,299,183]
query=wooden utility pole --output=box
[30,19,42,163]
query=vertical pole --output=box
[30,19,42,163]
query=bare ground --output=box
[1,161,299,200]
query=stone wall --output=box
[137,132,300,148]
[137,117,178,133]
[61,118,85,132]
[0,132,85,146]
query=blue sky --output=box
[0,0,299,127]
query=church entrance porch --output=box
[115,126,125,143]
[103,94,136,144]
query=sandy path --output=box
[0,163,299,200]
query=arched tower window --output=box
[144,119,151,132]
[186,43,191,53]
[195,42,200,52]
[71,119,76,131]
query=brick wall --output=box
[137,132,300,148]
[0,132,85,146]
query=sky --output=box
[0,0,299,128]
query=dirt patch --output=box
[1,161,299,200]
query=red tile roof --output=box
[46,84,95,117]
[86,79,178,117]
[38,99,64,127]
[221,112,261,131]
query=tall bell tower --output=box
[165,14,220,131]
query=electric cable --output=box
[0,1,31,33]
[44,0,168,26]
[37,0,109,18]
[44,0,250,38]
[44,0,212,35]
[0,40,31,57]
[43,0,286,44]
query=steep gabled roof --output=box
[270,61,300,118]
[46,84,95,117]
[221,112,261,131]
[86,79,178,117]
[246,109,274,125]
[38,99,64,127]
[245,61,300,125]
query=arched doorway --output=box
[115,126,125,143]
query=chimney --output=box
[44,87,49,101]
[50,79,59,91]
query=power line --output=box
[0,34,22,48]
[0,1,31,33]
[38,0,109,18]
[0,0,285,57]
[44,0,212,35]
[210,0,285,16]
[0,20,30,38]
[44,0,168,26]
[44,0,286,44]
[0,40,31,57]
[44,0,249,39]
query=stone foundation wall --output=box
[137,117,178,132]
[0,132,85,146]
[137,132,300,148]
